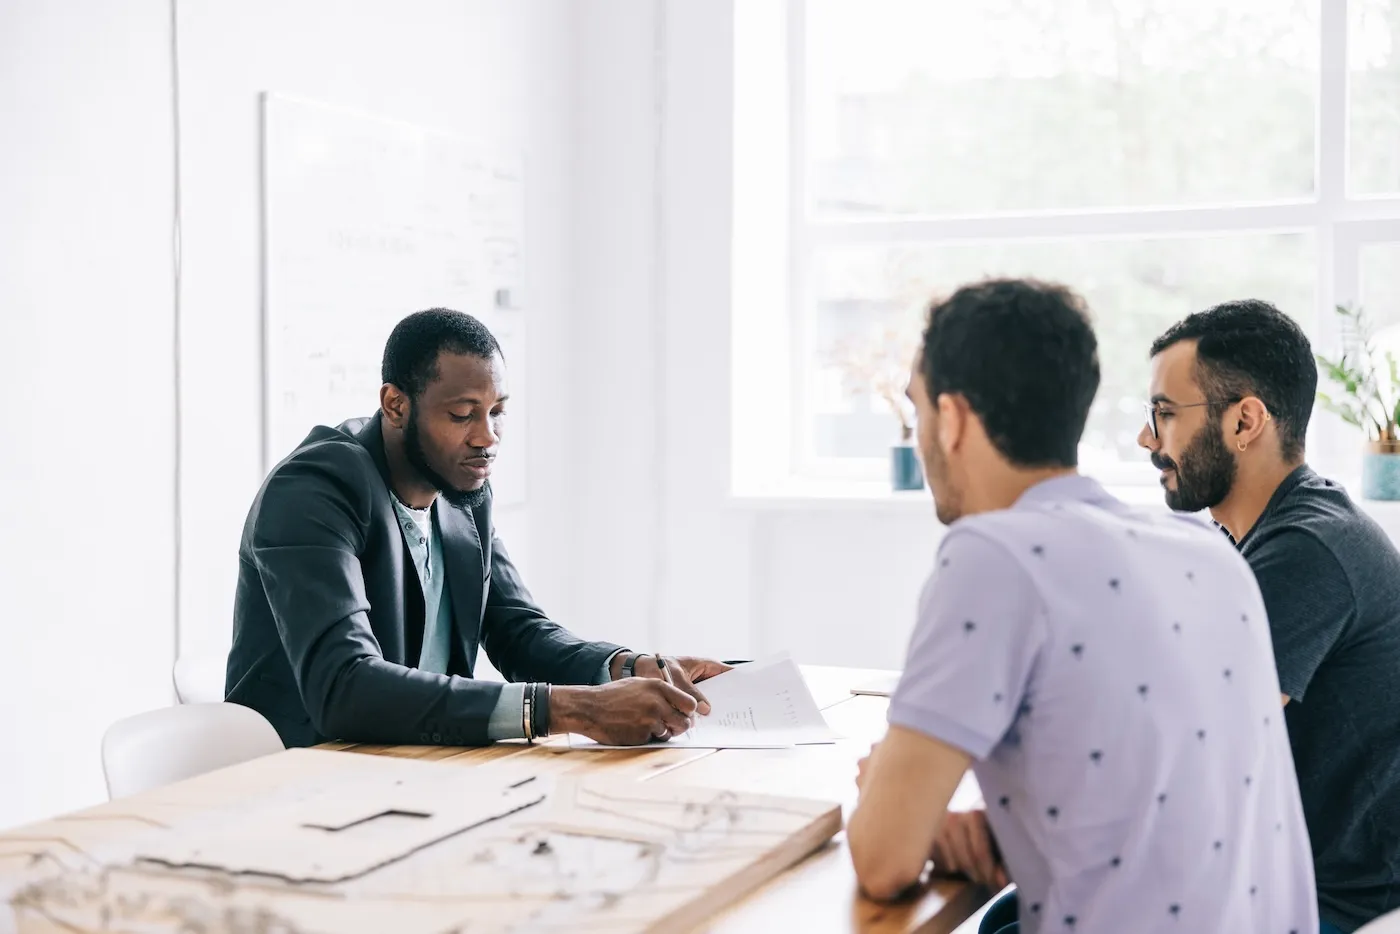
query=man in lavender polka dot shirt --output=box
[846,279,1316,934]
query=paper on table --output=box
[567,654,839,750]
[849,673,901,698]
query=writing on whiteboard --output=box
[262,94,528,506]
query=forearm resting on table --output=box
[848,725,973,901]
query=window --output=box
[766,0,1400,489]
[1361,242,1400,332]
[1351,0,1400,196]
[807,1,1319,217]
[809,235,1315,481]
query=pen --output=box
[656,656,694,736]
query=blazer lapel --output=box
[436,503,487,672]
[353,412,427,667]
[353,413,484,672]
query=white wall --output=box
[0,0,178,828]
[567,0,670,654]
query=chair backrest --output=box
[172,652,227,705]
[101,702,284,799]
[1358,908,1400,934]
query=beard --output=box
[924,442,963,525]
[1153,422,1236,513]
[404,410,490,510]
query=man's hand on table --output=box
[550,655,731,747]
[551,679,698,745]
[608,653,733,716]
[855,743,1008,890]
[932,809,1008,889]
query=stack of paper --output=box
[568,654,839,749]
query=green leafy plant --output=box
[1316,304,1400,444]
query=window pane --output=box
[1350,0,1400,196]
[806,235,1316,477]
[1361,243,1400,334]
[806,0,1319,217]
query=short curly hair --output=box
[1150,300,1315,462]
[381,308,501,399]
[920,278,1100,468]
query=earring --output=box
[1237,440,1248,452]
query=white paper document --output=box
[567,654,839,750]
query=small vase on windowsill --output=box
[891,425,924,492]
[1363,440,1400,501]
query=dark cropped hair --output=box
[381,308,501,399]
[920,278,1100,468]
[1150,300,1315,461]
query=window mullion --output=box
[805,203,1326,247]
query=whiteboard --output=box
[261,94,528,506]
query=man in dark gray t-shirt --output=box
[1239,467,1400,931]
[1143,299,1400,933]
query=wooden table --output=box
[1,665,988,933]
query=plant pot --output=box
[891,443,924,491]
[1362,440,1400,501]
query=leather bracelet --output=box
[522,684,535,744]
[620,653,647,679]
[532,683,551,739]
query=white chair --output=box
[1358,908,1400,933]
[172,653,227,704]
[101,702,284,799]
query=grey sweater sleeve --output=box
[1245,529,1354,701]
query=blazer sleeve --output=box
[480,528,625,684]
[250,442,505,746]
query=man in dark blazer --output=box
[227,308,728,748]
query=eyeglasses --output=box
[1142,399,1241,441]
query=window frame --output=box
[784,0,1400,488]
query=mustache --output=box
[1151,452,1177,471]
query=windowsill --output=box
[729,475,1400,526]
[729,477,1172,512]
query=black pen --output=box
[656,656,695,735]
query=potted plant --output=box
[1316,304,1400,500]
[825,325,924,491]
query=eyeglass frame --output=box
[1142,398,1242,441]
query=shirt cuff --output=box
[491,649,628,742]
[485,682,528,741]
[597,648,630,684]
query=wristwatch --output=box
[620,653,648,679]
